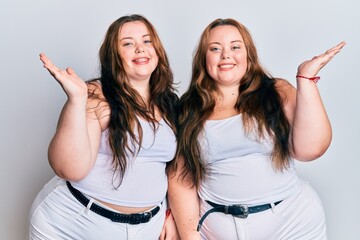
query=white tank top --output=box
[72,118,176,207]
[198,114,299,206]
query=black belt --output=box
[66,181,160,224]
[197,200,282,231]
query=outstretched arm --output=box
[40,53,101,180]
[285,42,346,161]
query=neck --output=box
[216,84,239,99]
[130,81,150,101]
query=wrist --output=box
[296,75,320,83]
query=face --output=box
[118,21,159,84]
[205,25,248,87]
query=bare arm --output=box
[40,53,102,180]
[167,156,201,240]
[281,42,346,161]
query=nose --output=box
[135,44,145,54]
[221,51,230,60]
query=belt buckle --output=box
[143,211,152,220]
[232,204,249,218]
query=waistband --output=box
[66,181,160,224]
[197,200,282,231]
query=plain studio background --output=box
[1,0,359,239]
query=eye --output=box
[144,39,152,44]
[231,45,241,50]
[122,42,134,47]
[209,47,221,52]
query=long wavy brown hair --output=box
[173,18,291,187]
[88,14,178,187]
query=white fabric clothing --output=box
[29,177,166,240]
[198,114,298,205]
[29,117,176,239]
[197,114,327,239]
[72,117,176,207]
[199,180,326,240]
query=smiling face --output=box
[118,21,159,84]
[205,25,248,87]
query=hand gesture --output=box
[40,53,88,100]
[297,41,346,78]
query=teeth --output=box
[219,64,233,69]
[134,58,148,63]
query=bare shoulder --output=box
[274,78,295,100]
[87,80,103,96]
[274,78,295,91]
[86,80,110,129]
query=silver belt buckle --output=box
[143,211,152,219]
[233,204,249,218]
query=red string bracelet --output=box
[296,75,320,83]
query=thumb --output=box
[66,67,79,78]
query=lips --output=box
[132,57,150,64]
[218,64,235,70]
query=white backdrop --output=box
[1,0,359,239]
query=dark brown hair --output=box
[174,18,290,187]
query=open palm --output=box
[40,53,88,99]
[297,41,346,77]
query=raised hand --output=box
[40,53,88,100]
[297,41,346,78]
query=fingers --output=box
[39,53,79,82]
[321,41,346,58]
[310,41,345,65]
[39,53,54,69]
[159,228,166,240]
[329,41,346,52]
[67,67,75,75]
[297,41,345,77]
[66,67,79,79]
[39,52,48,64]
[39,53,61,77]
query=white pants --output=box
[29,176,166,240]
[199,180,327,240]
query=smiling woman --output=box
[118,21,159,86]
[205,25,248,92]
[167,17,345,240]
[28,14,179,240]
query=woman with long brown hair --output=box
[29,14,178,239]
[168,18,345,239]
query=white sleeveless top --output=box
[72,118,176,207]
[198,114,299,206]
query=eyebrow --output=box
[209,40,243,45]
[119,34,151,41]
